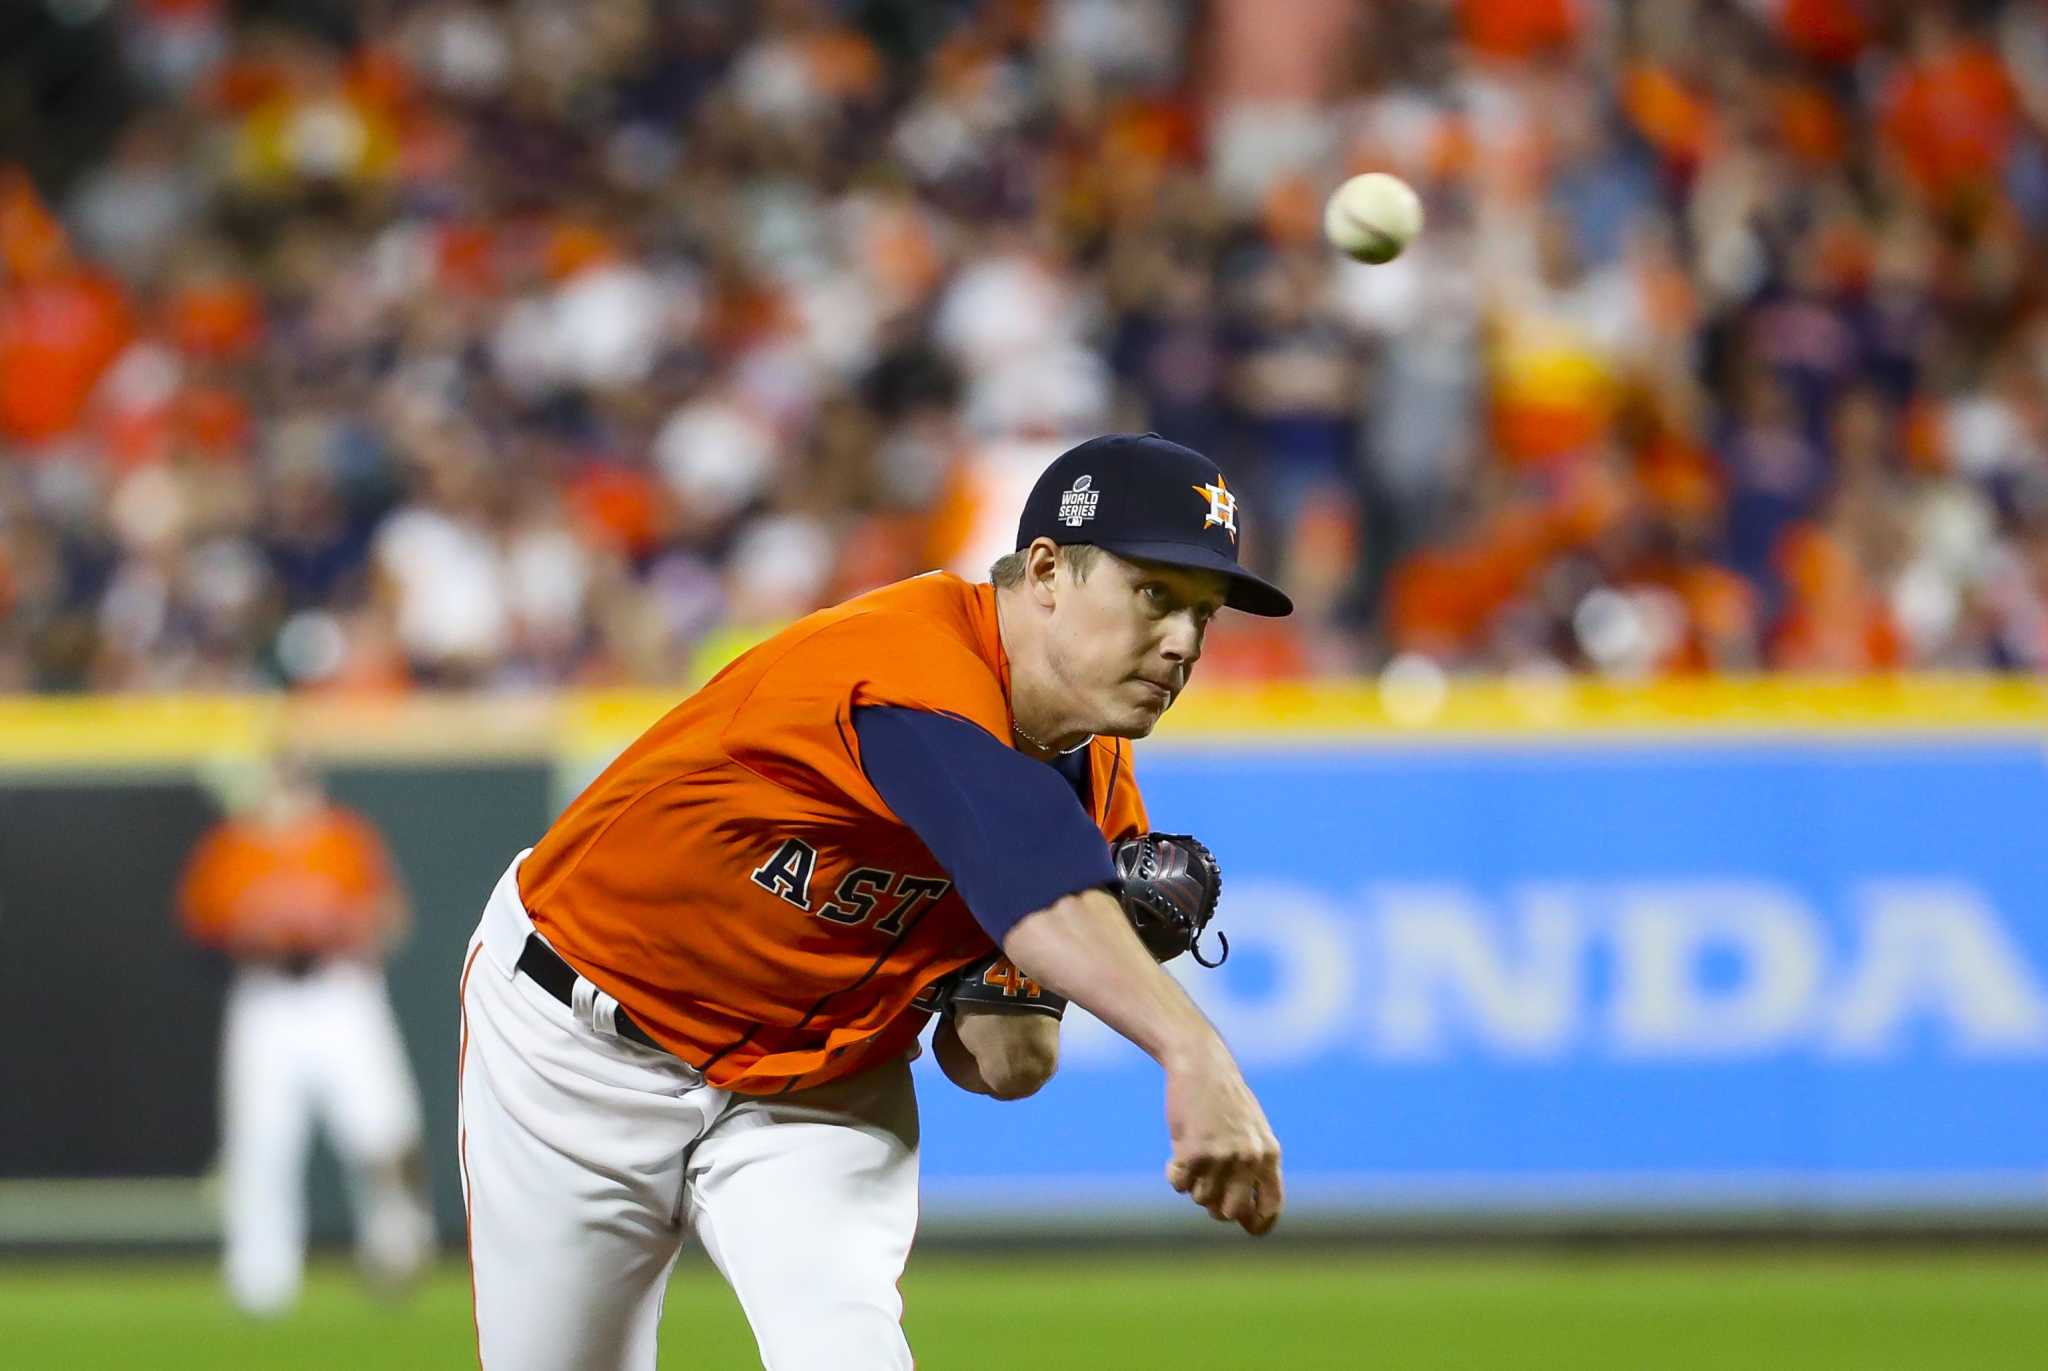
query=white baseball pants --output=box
[458,854,921,1371]
[218,959,431,1315]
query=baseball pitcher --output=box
[458,433,1292,1369]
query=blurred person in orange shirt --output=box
[0,168,133,446]
[1879,8,2022,208]
[178,749,432,1316]
[1484,205,1650,472]
[1460,0,1585,64]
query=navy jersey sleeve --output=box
[853,706,1116,944]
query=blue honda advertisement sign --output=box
[915,737,2048,1215]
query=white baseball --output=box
[1323,172,1424,265]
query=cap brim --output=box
[1091,539,1294,617]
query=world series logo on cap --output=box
[1192,474,1237,541]
[1059,474,1100,527]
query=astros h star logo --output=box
[1191,475,1238,542]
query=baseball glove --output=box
[915,951,1069,1019]
[1113,832,1227,966]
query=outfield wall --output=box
[2,679,2043,1241]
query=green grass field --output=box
[8,1248,2046,1370]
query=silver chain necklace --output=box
[1012,720,1091,756]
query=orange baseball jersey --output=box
[519,572,1150,1095]
[178,804,401,960]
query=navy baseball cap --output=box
[1016,433,1293,617]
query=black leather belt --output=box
[515,933,662,1051]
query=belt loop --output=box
[570,976,623,1038]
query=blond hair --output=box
[988,542,1101,588]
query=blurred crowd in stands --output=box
[3,0,2046,693]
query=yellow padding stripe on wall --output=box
[0,676,2041,770]
[1150,675,2048,741]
